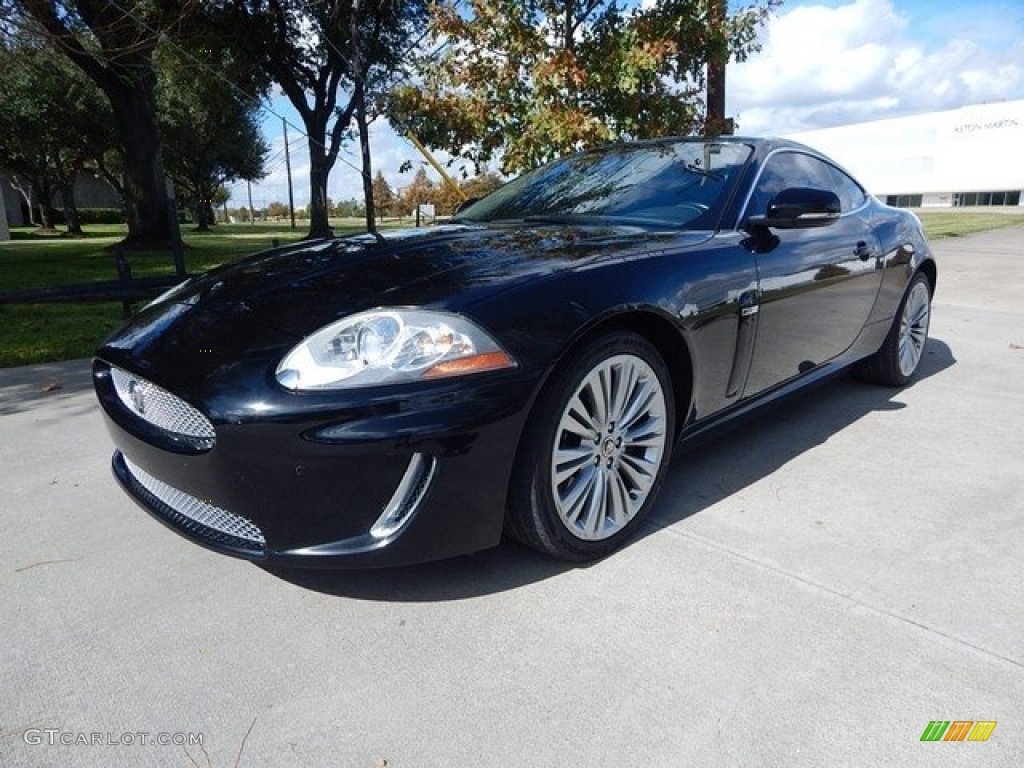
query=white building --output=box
[783,99,1024,208]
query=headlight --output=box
[275,309,516,390]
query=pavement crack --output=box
[14,557,78,573]
[647,521,1024,670]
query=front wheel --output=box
[507,332,675,561]
[855,271,932,386]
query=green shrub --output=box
[48,208,125,225]
[76,208,125,225]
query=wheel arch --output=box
[917,257,937,295]
[503,308,691,557]
[548,308,695,442]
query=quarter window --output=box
[746,151,867,218]
[824,164,867,212]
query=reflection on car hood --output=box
[140,223,710,338]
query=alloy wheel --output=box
[550,354,668,541]
[898,280,931,377]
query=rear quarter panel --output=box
[865,202,936,326]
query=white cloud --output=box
[245,0,1024,210]
[728,0,1024,134]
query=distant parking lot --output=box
[2,227,1023,767]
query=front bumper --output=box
[94,359,538,568]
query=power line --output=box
[102,0,370,181]
[97,0,470,206]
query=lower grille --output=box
[120,454,265,554]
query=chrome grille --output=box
[123,456,265,547]
[111,367,215,449]
[371,453,437,539]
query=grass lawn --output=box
[1,221,317,368]
[2,211,1023,368]
[913,209,1024,238]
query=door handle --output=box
[854,241,872,261]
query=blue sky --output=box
[728,0,1024,133]
[238,0,1024,210]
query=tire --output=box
[855,271,932,386]
[507,332,675,561]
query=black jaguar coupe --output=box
[93,137,936,568]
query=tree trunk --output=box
[11,179,37,226]
[96,157,126,197]
[192,178,219,230]
[59,181,83,235]
[355,88,377,234]
[194,203,210,231]
[307,140,333,239]
[37,202,55,230]
[33,179,56,230]
[16,0,177,249]
[108,83,177,248]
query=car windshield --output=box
[454,140,752,230]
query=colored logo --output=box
[921,721,997,742]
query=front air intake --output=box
[110,367,216,451]
[121,454,265,553]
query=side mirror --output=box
[747,187,840,230]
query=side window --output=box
[745,155,791,218]
[824,164,867,212]
[745,151,854,217]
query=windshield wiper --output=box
[680,161,725,181]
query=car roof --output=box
[621,134,813,151]
[581,135,824,162]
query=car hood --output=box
[146,223,711,337]
[97,223,712,397]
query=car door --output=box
[740,150,883,397]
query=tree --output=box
[397,167,436,216]
[0,55,58,230]
[333,197,365,218]
[435,171,504,216]
[266,201,290,220]
[156,46,269,231]
[371,171,395,220]
[211,0,427,237]
[0,35,116,234]
[393,0,778,174]
[461,172,503,199]
[13,0,189,247]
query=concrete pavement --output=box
[2,227,1022,766]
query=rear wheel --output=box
[507,332,675,561]
[855,272,932,386]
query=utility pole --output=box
[406,132,466,202]
[247,180,255,226]
[705,0,733,136]
[283,118,296,230]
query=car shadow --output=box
[264,338,955,603]
[642,336,956,539]
[261,538,581,603]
